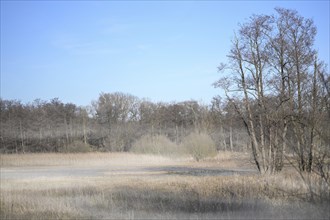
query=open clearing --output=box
[1,152,256,180]
[1,152,329,219]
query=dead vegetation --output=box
[1,152,329,219]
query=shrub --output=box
[182,132,217,161]
[131,134,180,156]
[60,140,93,153]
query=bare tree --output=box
[214,14,276,174]
[214,8,328,175]
[92,92,140,151]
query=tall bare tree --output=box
[214,8,328,174]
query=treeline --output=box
[0,94,248,154]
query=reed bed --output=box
[1,152,329,219]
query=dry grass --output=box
[1,152,329,219]
[0,152,177,167]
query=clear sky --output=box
[1,1,329,106]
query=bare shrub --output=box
[60,141,93,153]
[131,134,181,156]
[182,132,217,161]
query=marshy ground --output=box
[1,152,329,219]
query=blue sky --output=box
[1,1,329,106]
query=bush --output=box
[60,140,93,153]
[131,134,180,156]
[182,132,217,161]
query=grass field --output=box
[1,152,329,219]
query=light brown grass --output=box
[0,152,177,167]
[1,152,329,219]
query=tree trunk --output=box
[229,123,233,152]
[83,115,87,145]
[64,117,69,149]
[19,120,24,153]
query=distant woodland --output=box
[0,94,247,154]
[1,8,329,177]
